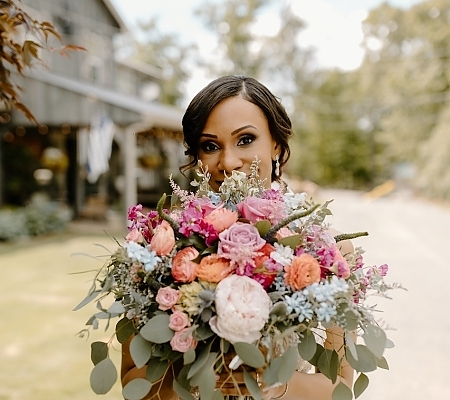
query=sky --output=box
[111,0,425,102]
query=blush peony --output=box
[284,253,321,291]
[171,247,199,283]
[149,220,175,256]
[218,223,266,255]
[209,275,271,343]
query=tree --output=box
[0,0,79,123]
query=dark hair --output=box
[181,75,293,182]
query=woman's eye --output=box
[200,141,218,152]
[238,135,255,146]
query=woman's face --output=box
[198,96,278,192]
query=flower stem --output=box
[156,193,180,232]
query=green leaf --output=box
[73,290,101,311]
[277,234,302,249]
[309,343,325,367]
[146,358,169,383]
[332,382,353,400]
[107,301,126,314]
[116,317,137,344]
[122,378,152,400]
[187,341,213,379]
[298,331,317,361]
[278,346,299,383]
[362,325,386,359]
[175,365,191,389]
[173,378,195,400]
[317,349,339,383]
[345,331,358,361]
[140,314,174,343]
[211,390,225,400]
[220,339,230,354]
[262,357,283,387]
[255,220,271,236]
[234,342,266,369]
[354,373,369,399]
[190,353,217,387]
[130,334,153,369]
[346,345,377,373]
[184,348,196,365]
[376,356,389,370]
[91,341,108,366]
[385,338,395,349]
[243,369,262,400]
[195,323,214,340]
[89,358,117,395]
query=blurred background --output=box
[0,0,449,399]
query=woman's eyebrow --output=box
[201,125,258,138]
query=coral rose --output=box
[171,247,199,283]
[170,327,197,353]
[155,286,180,311]
[196,255,231,283]
[149,220,175,256]
[204,208,238,233]
[284,253,321,291]
[169,310,189,331]
[209,275,271,343]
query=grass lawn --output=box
[0,233,126,400]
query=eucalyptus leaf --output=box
[331,382,353,400]
[254,220,271,236]
[385,338,395,349]
[140,314,174,343]
[354,373,369,398]
[234,342,265,369]
[345,331,358,361]
[277,234,302,249]
[376,356,389,370]
[362,325,386,359]
[176,365,191,389]
[190,353,217,387]
[309,343,325,367]
[184,348,196,365]
[317,349,339,383]
[91,341,108,366]
[346,345,377,373]
[187,341,213,379]
[278,346,299,383]
[107,301,126,314]
[220,339,230,354]
[115,317,137,344]
[211,390,225,400]
[173,379,195,400]
[243,369,262,400]
[130,334,153,369]
[122,378,152,400]
[262,357,283,387]
[146,358,169,383]
[73,290,101,311]
[297,330,317,361]
[90,358,117,395]
[195,324,214,340]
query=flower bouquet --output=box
[75,159,400,400]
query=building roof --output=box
[102,0,129,32]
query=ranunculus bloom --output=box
[284,253,321,291]
[196,255,231,283]
[204,208,238,233]
[170,327,197,353]
[218,223,265,255]
[171,247,199,282]
[253,243,276,268]
[125,228,144,243]
[169,310,189,331]
[209,275,271,343]
[149,220,175,256]
[237,196,273,222]
[155,286,180,311]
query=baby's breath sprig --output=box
[191,160,212,195]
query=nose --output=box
[218,148,243,175]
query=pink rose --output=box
[125,228,144,243]
[204,208,238,233]
[171,247,199,282]
[191,197,220,216]
[150,220,175,256]
[237,196,273,222]
[169,310,190,331]
[155,286,180,311]
[170,327,197,353]
[218,223,266,255]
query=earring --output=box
[274,155,280,177]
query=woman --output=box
[122,75,354,399]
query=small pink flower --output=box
[169,310,190,331]
[275,227,296,240]
[170,328,197,353]
[125,228,144,243]
[155,286,180,311]
[333,249,350,279]
[149,220,175,256]
[379,264,389,276]
[218,223,266,255]
[171,247,199,283]
[237,196,272,222]
[204,208,238,233]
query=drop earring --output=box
[274,155,280,177]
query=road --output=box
[0,189,448,399]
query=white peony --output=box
[209,275,272,343]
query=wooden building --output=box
[0,0,185,218]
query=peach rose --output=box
[155,286,180,311]
[171,247,199,283]
[196,255,231,283]
[169,310,189,331]
[126,228,144,243]
[204,208,238,233]
[284,253,321,291]
[150,220,175,256]
[170,327,197,353]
